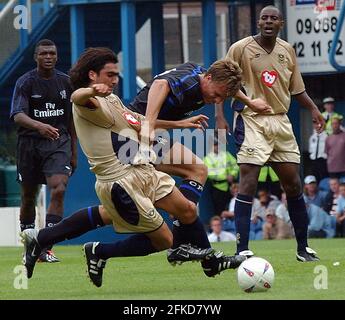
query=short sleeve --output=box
[156,63,203,104]
[226,42,243,65]
[288,45,305,95]
[73,96,116,128]
[10,79,30,120]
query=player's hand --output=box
[178,115,209,130]
[37,123,60,140]
[311,108,325,134]
[91,84,113,97]
[248,98,273,114]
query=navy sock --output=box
[95,234,157,260]
[37,206,104,248]
[44,214,63,250]
[234,194,253,254]
[45,214,62,228]
[20,222,35,232]
[172,217,211,249]
[179,179,204,204]
[287,194,309,252]
[172,220,187,248]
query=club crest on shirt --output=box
[278,54,285,63]
[123,112,140,125]
[245,147,256,156]
[59,90,67,99]
[261,70,278,87]
[147,209,155,218]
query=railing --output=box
[0,0,57,68]
[329,0,345,72]
[0,0,20,67]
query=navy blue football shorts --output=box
[16,133,72,185]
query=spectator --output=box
[308,121,328,182]
[335,183,345,237]
[221,183,238,234]
[255,189,281,217]
[325,116,345,178]
[275,192,293,225]
[306,203,335,238]
[250,189,281,240]
[321,97,344,135]
[222,184,263,237]
[208,216,236,242]
[303,175,327,207]
[203,137,239,215]
[323,178,340,216]
[263,208,294,240]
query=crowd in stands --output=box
[207,176,345,243]
[205,97,345,242]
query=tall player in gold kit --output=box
[216,6,325,261]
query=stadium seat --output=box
[318,177,330,191]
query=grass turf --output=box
[0,238,344,300]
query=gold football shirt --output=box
[226,36,305,116]
[73,94,150,182]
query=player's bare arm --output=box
[293,91,325,133]
[141,79,171,142]
[13,112,60,140]
[215,91,272,130]
[234,90,272,113]
[139,115,209,143]
[71,84,112,108]
[145,79,171,123]
[155,114,209,130]
[215,102,230,132]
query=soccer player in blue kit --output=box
[127,59,271,266]
[10,39,77,263]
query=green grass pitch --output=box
[0,239,344,300]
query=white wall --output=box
[0,207,21,246]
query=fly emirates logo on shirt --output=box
[34,103,64,118]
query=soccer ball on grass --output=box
[237,257,274,293]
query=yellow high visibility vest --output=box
[258,166,279,182]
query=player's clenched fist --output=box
[91,83,113,97]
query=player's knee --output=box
[190,164,208,183]
[179,201,197,224]
[50,183,66,201]
[198,164,208,181]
